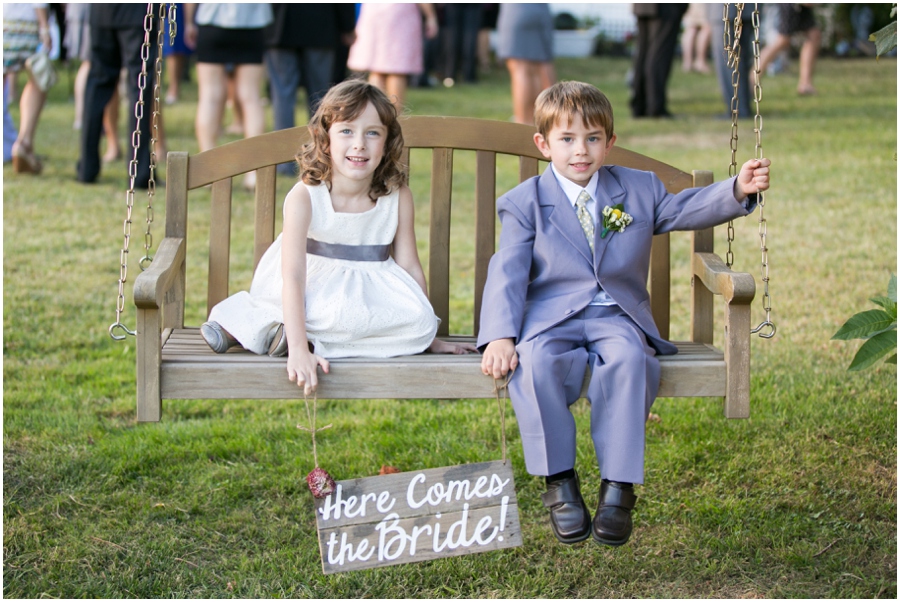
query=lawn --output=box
[3,55,896,598]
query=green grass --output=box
[4,56,897,598]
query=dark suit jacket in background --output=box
[265,3,356,49]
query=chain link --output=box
[724,3,744,268]
[110,3,172,340]
[141,2,167,269]
[750,4,775,338]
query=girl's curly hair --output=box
[296,79,406,200]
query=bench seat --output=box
[158,329,726,400]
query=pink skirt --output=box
[347,4,423,75]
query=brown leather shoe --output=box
[540,472,591,544]
[592,480,637,546]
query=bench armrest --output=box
[690,251,755,418]
[691,252,755,304]
[134,237,186,309]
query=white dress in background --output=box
[207,182,439,358]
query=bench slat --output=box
[430,148,453,336]
[474,150,497,337]
[160,330,725,400]
[207,178,233,316]
[253,165,278,270]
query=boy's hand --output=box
[735,157,771,198]
[286,348,330,396]
[481,338,518,379]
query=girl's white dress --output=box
[207,182,439,358]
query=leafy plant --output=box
[869,4,897,57]
[833,275,897,370]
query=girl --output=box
[201,79,476,393]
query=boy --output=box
[478,81,770,546]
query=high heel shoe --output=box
[12,144,42,175]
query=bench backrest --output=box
[164,116,712,340]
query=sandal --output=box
[11,143,42,175]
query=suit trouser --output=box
[630,14,682,117]
[265,47,335,175]
[441,4,482,83]
[78,24,157,186]
[509,305,660,484]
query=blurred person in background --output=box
[265,3,356,175]
[184,3,272,190]
[496,3,556,125]
[348,3,439,110]
[4,2,53,173]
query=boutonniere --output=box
[601,204,633,238]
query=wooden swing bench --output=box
[134,116,755,423]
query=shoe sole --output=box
[555,529,591,544]
[591,531,630,547]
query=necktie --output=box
[575,189,595,253]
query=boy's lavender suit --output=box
[477,165,756,483]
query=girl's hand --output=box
[736,157,771,198]
[286,348,330,396]
[429,338,478,355]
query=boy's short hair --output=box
[534,81,615,140]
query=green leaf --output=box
[832,309,896,340]
[869,295,898,319]
[888,274,897,303]
[887,354,897,364]
[848,330,898,371]
[869,21,898,58]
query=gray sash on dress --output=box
[306,238,391,262]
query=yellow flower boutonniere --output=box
[601,204,633,238]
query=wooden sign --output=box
[314,460,521,574]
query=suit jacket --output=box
[91,4,159,28]
[265,4,357,49]
[477,165,756,355]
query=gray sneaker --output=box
[267,323,288,357]
[200,321,238,353]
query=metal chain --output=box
[109,3,172,340]
[724,3,745,268]
[749,4,775,338]
[141,3,167,269]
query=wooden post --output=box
[724,302,751,418]
[136,308,162,422]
